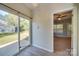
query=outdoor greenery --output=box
[0,10,30,46]
[0,13,29,32]
[0,33,17,45]
[0,33,16,38]
[20,18,30,31]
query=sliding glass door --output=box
[19,17,30,50]
[0,9,31,56]
[0,9,18,55]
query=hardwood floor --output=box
[54,36,71,52]
[17,46,70,56]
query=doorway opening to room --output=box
[53,10,72,55]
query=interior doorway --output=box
[53,10,72,55]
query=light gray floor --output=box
[17,46,53,56]
[17,46,70,56]
[0,39,71,56]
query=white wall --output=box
[32,3,74,52]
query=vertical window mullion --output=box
[17,15,21,52]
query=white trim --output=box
[51,12,54,53]
[71,4,78,56]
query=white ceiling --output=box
[3,3,33,18]
[24,3,39,10]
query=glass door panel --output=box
[20,17,30,50]
[0,10,18,56]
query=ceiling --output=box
[4,3,39,10]
[54,10,72,24]
[24,3,39,10]
[3,3,33,18]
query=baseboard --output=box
[33,44,53,53]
